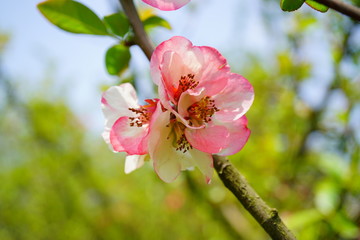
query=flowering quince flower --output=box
[148,36,254,183]
[142,0,190,11]
[101,37,254,184]
[101,83,159,174]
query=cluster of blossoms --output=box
[102,36,254,183]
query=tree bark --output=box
[213,155,297,240]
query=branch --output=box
[315,0,360,21]
[213,155,297,240]
[119,0,154,60]
[119,1,296,239]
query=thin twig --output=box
[315,0,360,21]
[119,0,154,60]
[213,155,297,240]
[119,0,297,239]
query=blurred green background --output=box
[1,0,360,239]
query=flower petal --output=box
[217,116,251,156]
[124,154,147,174]
[185,124,229,154]
[148,106,214,182]
[177,87,204,119]
[191,46,230,96]
[213,73,254,122]
[151,36,193,86]
[142,0,190,11]
[110,116,149,155]
[151,37,230,103]
[148,109,182,182]
[188,149,213,184]
[102,83,139,151]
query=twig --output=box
[315,0,360,21]
[119,0,297,238]
[119,0,154,60]
[213,155,297,240]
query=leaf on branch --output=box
[305,0,329,12]
[104,12,130,37]
[142,16,172,31]
[37,0,109,35]
[105,44,131,75]
[280,0,305,11]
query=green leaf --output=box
[305,0,329,12]
[37,0,108,35]
[143,16,172,31]
[280,0,305,11]
[105,44,131,75]
[103,12,130,37]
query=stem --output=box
[119,0,297,239]
[213,155,297,240]
[315,0,360,21]
[119,0,154,60]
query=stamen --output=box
[168,121,193,153]
[176,134,193,153]
[174,74,199,102]
[128,99,158,127]
[128,107,150,127]
[187,96,219,123]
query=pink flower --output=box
[149,36,254,182]
[101,83,158,173]
[101,37,254,184]
[142,0,190,11]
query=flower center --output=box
[187,96,219,125]
[174,74,199,102]
[167,117,193,153]
[128,99,158,127]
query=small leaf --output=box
[305,0,329,12]
[143,16,172,31]
[37,0,109,35]
[280,0,305,11]
[105,45,131,75]
[104,12,130,37]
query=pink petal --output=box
[124,155,147,174]
[185,124,229,154]
[151,37,230,104]
[160,51,193,103]
[191,46,230,96]
[217,116,251,156]
[110,116,149,155]
[151,36,193,86]
[142,0,190,11]
[213,73,254,122]
[101,83,139,151]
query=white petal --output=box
[101,83,139,151]
[124,155,147,174]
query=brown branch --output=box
[213,155,297,240]
[119,0,154,60]
[119,1,297,239]
[315,0,360,21]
